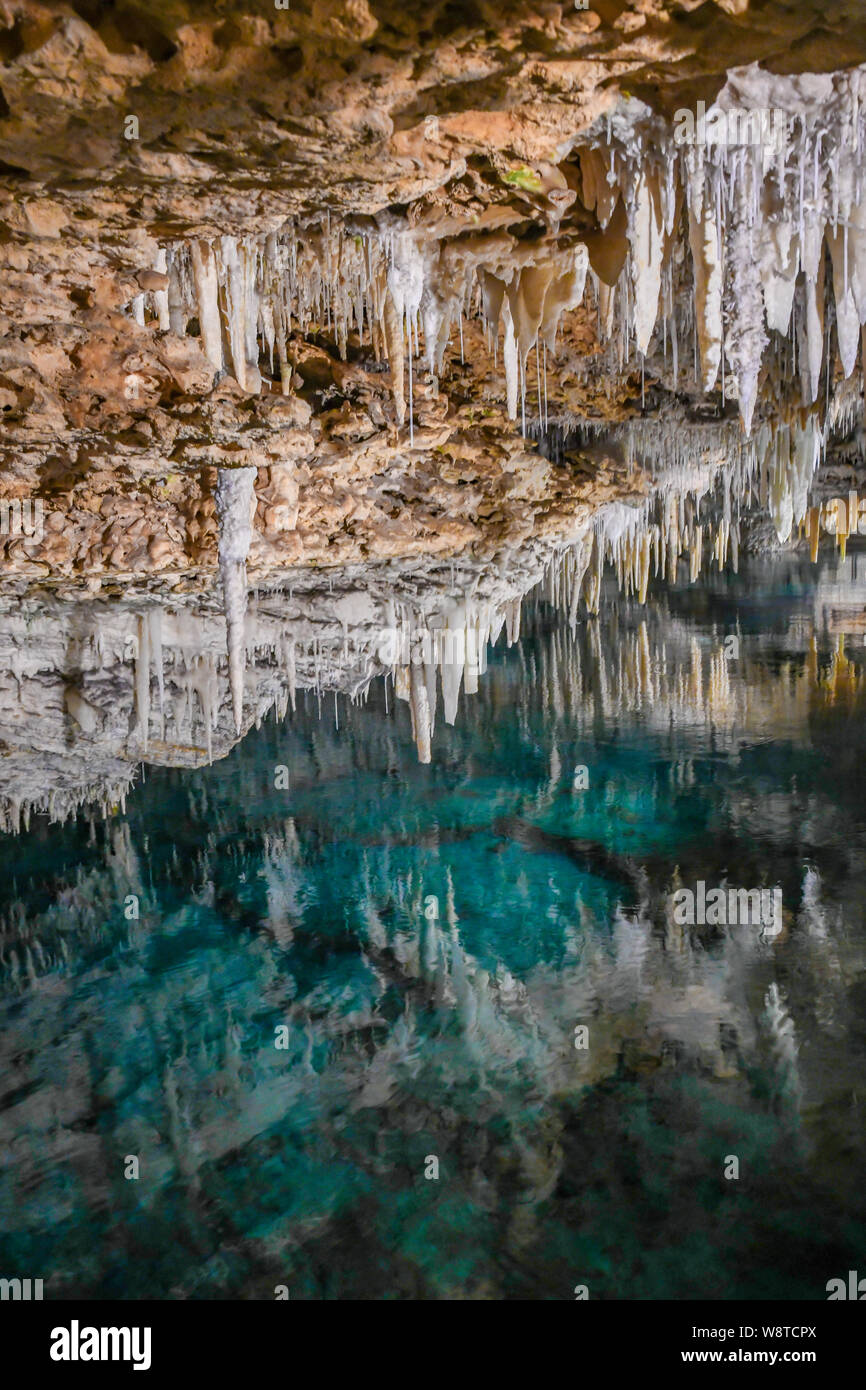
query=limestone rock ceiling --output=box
[1,1,865,221]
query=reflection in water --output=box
[0,410,840,831]
[0,553,538,829]
[1,551,866,1298]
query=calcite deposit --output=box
[3,0,866,819]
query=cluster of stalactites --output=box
[204,411,818,747]
[136,220,591,440]
[579,65,866,434]
[121,592,526,769]
[546,500,733,617]
[541,510,715,622]
[0,782,131,836]
[126,67,866,444]
[543,417,821,618]
[157,226,385,396]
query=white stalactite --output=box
[190,240,224,373]
[153,248,170,331]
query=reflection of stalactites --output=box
[408,661,432,764]
[440,619,465,727]
[583,533,602,616]
[215,468,257,735]
[799,865,828,941]
[134,613,150,750]
[763,982,801,1117]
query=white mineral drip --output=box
[630,168,665,354]
[686,155,723,391]
[724,195,768,437]
[64,685,101,734]
[167,251,186,336]
[759,218,798,336]
[190,240,224,373]
[763,417,821,541]
[827,221,861,378]
[464,615,481,695]
[219,236,262,394]
[386,231,425,437]
[383,289,404,425]
[503,302,519,420]
[802,229,826,404]
[215,467,257,734]
[153,248,170,331]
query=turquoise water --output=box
[2,553,866,1299]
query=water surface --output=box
[1,552,866,1299]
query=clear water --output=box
[2,552,866,1300]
